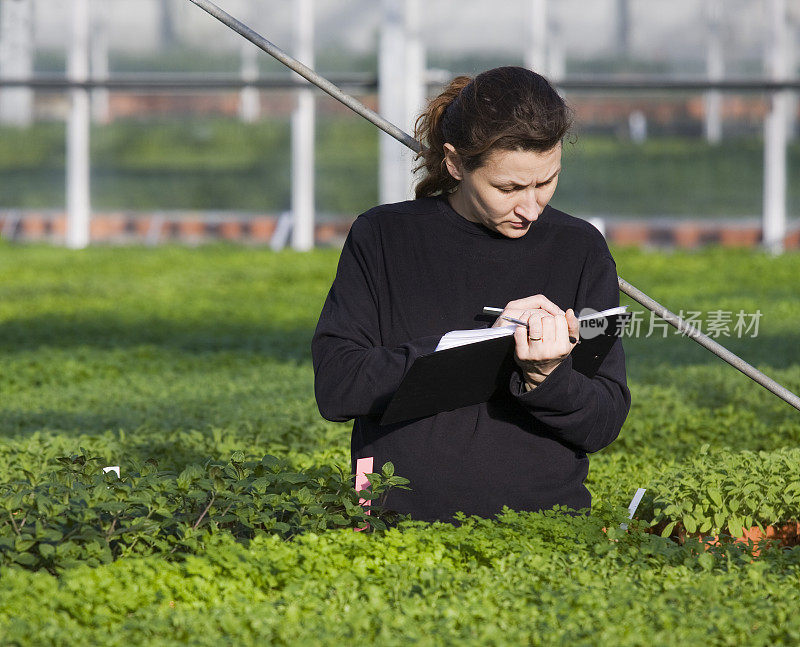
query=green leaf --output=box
[727,517,744,538]
[38,543,55,558]
[13,552,37,566]
[660,521,677,538]
[697,552,714,571]
[683,515,697,534]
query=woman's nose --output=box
[514,188,540,221]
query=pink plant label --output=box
[354,456,374,532]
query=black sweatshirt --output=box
[312,197,630,522]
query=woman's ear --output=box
[443,143,463,181]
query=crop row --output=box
[0,450,407,573]
[1,444,798,575]
[1,506,800,645]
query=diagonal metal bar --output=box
[618,278,800,411]
[187,0,800,414]
[187,0,420,153]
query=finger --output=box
[541,315,556,345]
[509,296,562,317]
[512,307,547,320]
[566,308,580,344]
[495,306,546,327]
[527,311,543,341]
[493,307,525,328]
[513,321,531,359]
[554,314,571,352]
[504,295,564,317]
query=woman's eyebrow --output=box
[540,167,562,183]
[497,167,562,187]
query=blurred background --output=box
[0,0,798,250]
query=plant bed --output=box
[0,450,409,573]
[648,518,800,555]
[639,446,800,553]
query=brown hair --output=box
[413,66,573,198]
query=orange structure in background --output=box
[1,210,798,249]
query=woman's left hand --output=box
[514,307,580,390]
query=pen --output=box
[498,314,528,326]
[494,313,580,344]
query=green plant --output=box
[640,446,800,539]
[2,245,800,645]
[0,449,408,573]
[2,507,800,646]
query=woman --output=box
[312,66,630,523]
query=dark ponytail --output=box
[413,66,573,198]
[413,75,473,199]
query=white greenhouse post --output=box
[379,0,408,205]
[239,2,260,123]
[291,0,315,251]
[403,0,424,198]
[525,0,548,74]
[790,11,799,140]
[239,41,260,123]
[704,0,723,144]
[67,0,91,249]
[90,0,110,124]
[616,0,631,58]
[763,0,789,254]
[548,14,565,83]
[0,0,34,127]
[788,15,798,140]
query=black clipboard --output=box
[380,314,628,426]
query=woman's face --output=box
[444,144,562,238]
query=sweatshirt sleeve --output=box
[311,216,440,422]
[508,248,631,453]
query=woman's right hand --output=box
[493,295,579,390]
[491,295,565,328]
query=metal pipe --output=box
[6,75,800,92]
[187,0,420,154]
[186,0,800,414]
[618,278,800,412]
[0,74,380,90]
